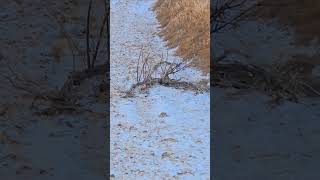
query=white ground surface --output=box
[110,0,210,179]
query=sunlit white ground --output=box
[110,0,210,179]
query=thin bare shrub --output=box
[123,49,208,97]
[212,0,257,34]
[44,0,109,71]
[135,50,190,84]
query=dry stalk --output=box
[44,6,86,70]
[86,0,93,69]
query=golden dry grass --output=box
[153,0,210,74]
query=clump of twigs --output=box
[123,50,209,98]
[212,0,260,62]
[0,58,108,116]
[0,59,63,114]
[0,57,54,99]
[212,60,320,103]
[212,0,258,34]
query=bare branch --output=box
[86,0,93,69]
[91,3,108,68]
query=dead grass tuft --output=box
[213,60,320,103]
[153,0,210,74]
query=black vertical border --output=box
[210,0,214,179]
[106,0,110,178]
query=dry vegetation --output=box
[211,0,320,103]
[123,49,209,98]
[0,0,109,115]
[153,0,210,74]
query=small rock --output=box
[40,169,48,175]
[159,112,168,118]
[161,151,173,159]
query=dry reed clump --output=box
[153,0,210,74]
